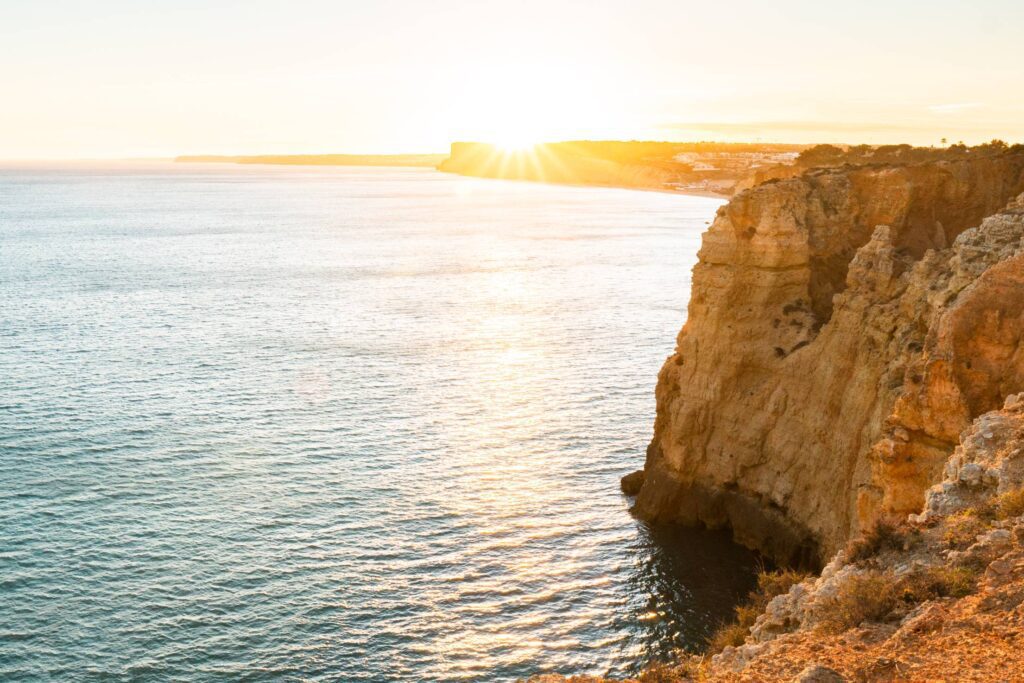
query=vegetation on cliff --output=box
[532,396,1024,682]
[794,139,1021,169]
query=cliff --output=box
[700,392,1024,680]
[632,153,1024,564]
[437,141,807,195]
[531,162,1024,682]
[438,142,696,191]
[536,394,1024,681]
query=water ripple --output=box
[0,164,757,682]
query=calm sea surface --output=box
[0,164,759,682]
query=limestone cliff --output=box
[632,153,1024,564]
[535,394,1024,682]
[698,393,1024,681]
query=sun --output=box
[492,132,542,154]
[486,113,548,154]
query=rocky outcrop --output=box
[703,394,1024,681]
[632,153,1024,563]
[537,396,1024,681]
[733,162,805,194]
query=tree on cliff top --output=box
[796,144,845,167]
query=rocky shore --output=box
[533,148,1024,681]
[537,394,1024,680]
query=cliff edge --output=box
[537,393,1024,681]
[531,153,1024,682]
[632,153,1024,564]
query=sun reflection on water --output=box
[0,163,759,682]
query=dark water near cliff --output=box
[0,163,758,681]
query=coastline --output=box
[435,168,731,199]
[174,157,732,199]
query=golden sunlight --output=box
[493,137,540,154]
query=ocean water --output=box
[0,164,759,682]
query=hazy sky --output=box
[4,0,1023,157]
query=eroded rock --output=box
[634,155,1024,562]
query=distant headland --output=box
[175,142,815,198]
[175,142,1019,202]
[437,141,810,196]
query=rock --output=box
[958,462,984,487]
[857,658,905,681]
[551,172,1024,683]
[632,157,1024,563]
[988,557,1014,576]
[894,602,948,645]
[791,664,846,682]
[989,529,1013,546]
[921,404,1024,521]
[950,528,1014,568]
[619,469,645,496]
[713,641,769,673]
[750,582,810,641]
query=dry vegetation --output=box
[844,520,917,563]
[943,510,988,549]
[996,487,1024,519]
[814,571,898,633]
[706,568,810,653]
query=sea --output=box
[0,163,760,682]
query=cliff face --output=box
[699,393,1024,681]
[633,154,1024,563]
[534,395,1024,682]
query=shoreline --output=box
[435,168,732,200]
[173,158,733,200]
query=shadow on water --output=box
[619,520,769,673]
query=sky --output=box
[3,0,1023,158]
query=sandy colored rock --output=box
[532,156,1024,683]
[634,154,1024,562]
[620,469,645,496]
[791,664,846,682]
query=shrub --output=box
[752,568,810,603]
[942,511,986,549]
[898,565,978,601]
[845,520,915,562]
[995,487,1024,520]
[815,571,898,633]
[706,623,748,654]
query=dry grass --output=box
[845,519,917,563]
[815,563,980,636]
[951,487,1024,522]
[815,571,898,633]
[634,659,704,683]
[898,565,978,601]
[706,623,748,654]
[995,487,1024,520]
[942,510,987,549]
[705,568,810,654]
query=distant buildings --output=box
[673,151,800,171]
